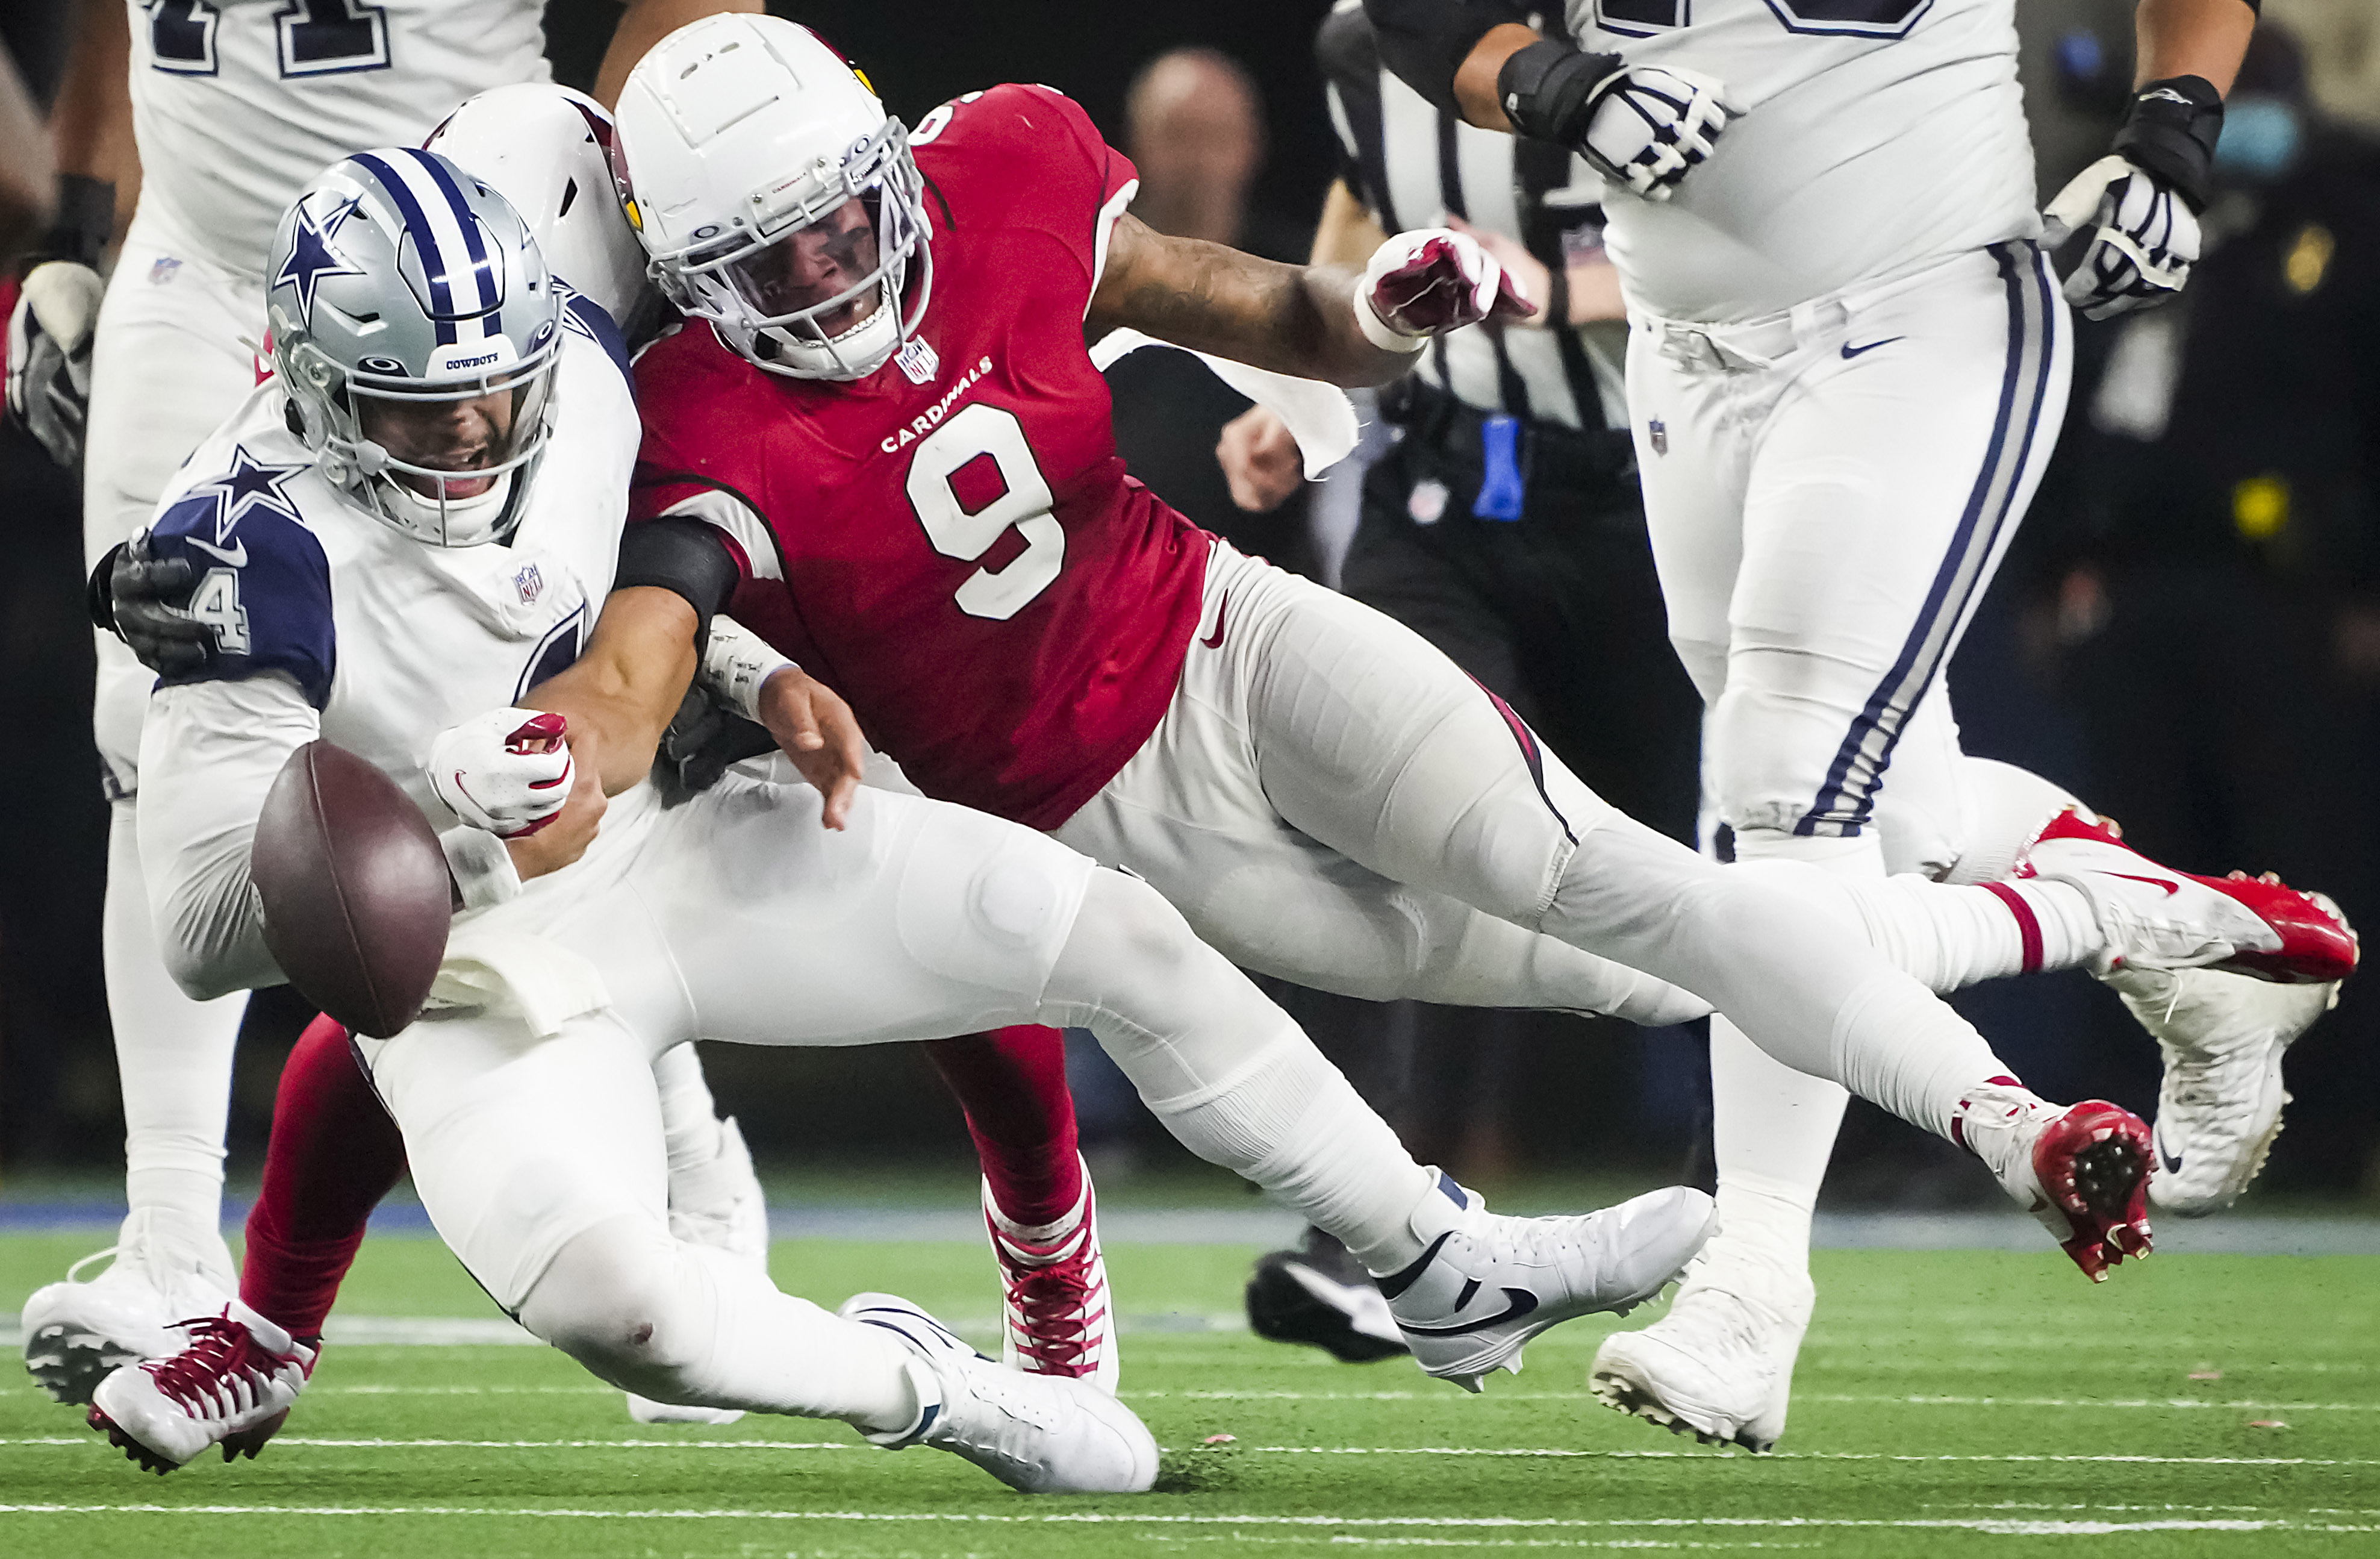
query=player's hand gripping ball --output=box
[5,259,104,467]
[1577,65,1736,203]
[427,708,576,837]
[1355,229,1536,351]
[2043,154,2201,320]
[251,740,451,1039]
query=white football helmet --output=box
[427,83,661,346]
[613,13,932,381]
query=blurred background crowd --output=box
[3,0,2376,1207]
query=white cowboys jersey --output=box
[1563,0,2039,322]
[126,0,549,280]
[140,295,631,822]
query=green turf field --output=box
[4,1231,2376,1557]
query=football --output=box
[250,740,452,1039]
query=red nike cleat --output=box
[983,1172,1117,1393]
[1955,1084,2154,1283]
[2023,809,2357,985]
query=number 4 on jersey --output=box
[188,567,252,656]
[905,402,1067,621]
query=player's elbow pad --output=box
[1362,0,1528,116]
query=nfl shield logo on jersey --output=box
[896,335,941,386]
[1648,418,1668,457]
[514,564,544,604]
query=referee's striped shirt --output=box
[1318,0,1627,434]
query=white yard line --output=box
[0,1505,2371,1536]
[4,1437,2370,1466]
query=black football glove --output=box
[92,530,211,677]
[1497,40,1737,202]
[652,684,777,807]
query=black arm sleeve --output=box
[612,517,741,650]
[1361,0,1530,117]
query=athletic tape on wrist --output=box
[699,616,795,722]
[1353,286,1429,354]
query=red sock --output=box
[926,1025,1083,1228]
[240,1014,409,1339]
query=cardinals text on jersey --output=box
[631,84,1213,831]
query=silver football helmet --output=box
[613,14,932,382]
[266,147,561,546]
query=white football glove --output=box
[2043,154,2201,320]
[6,259,105,467]
[1354,228,1535,352]
[427,708,575,837]
[1579,65,1738,204]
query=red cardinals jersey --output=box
[631,84,1210,831]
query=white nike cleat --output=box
[629,1116,768,1426]
[985,1164,1118,1393]
[1377,1173,1715,1393]
[2022,810,2357,984]
[2107,961,2340,1217]
[22,1208,238,1405]
[1955,1081,2153,1281]
[837,1292,1158,1494]
[87,1299,316,1473]
[1588,1238,1813,1452]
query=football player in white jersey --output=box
[1361,0,2343,1451]
[10,0,782,1410]
[90,147,1722,1481]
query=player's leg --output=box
[614,774,1713,1390]
[924,1026,1115,1387]
[23,229,262,1404]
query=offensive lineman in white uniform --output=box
[93,143,1724,1484]
[1361,0,2322,1449]
[8,0,785,1412]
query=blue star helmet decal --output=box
[275,193,366,327]
[192,446,308,540]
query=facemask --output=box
[2215,97,2304,184]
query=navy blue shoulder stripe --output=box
[564,292,634,393]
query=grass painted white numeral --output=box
[905,401,1065,621]
[188,566,252,655]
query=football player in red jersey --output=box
[593,14,2358,1293]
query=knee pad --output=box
[896,805,1093,998]
[518,1219,708,1395]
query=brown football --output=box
[251,740,452,1039]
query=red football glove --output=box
[1354,229,1536,351]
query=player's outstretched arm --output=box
[522,586,702,796]
[1089,211,1532,389]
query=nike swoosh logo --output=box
[1840,337,1904,360]
[2155,1125,2184,1176]
[1200,592,1230,649]
[185,536,248,567]
[1397,1287,1540,1337]
[2108,872,2183,897]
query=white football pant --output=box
[1627,242,2077,1263]
[84,208,267,1234]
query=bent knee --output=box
[518,1228,708,1393]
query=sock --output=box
[240,1014,408,1338]
[926,1026,1083,1229]
[106,798,247,1233]
[1707,1019,1845,1269]
[1142,1034,1433,1276]
[652,1042,724,1177]
[986,1164,1089,1249]
[1945,758,2083,887]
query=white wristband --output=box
[438,824,521,913]
[699,615,796,722]
[1353,288,1428,354]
